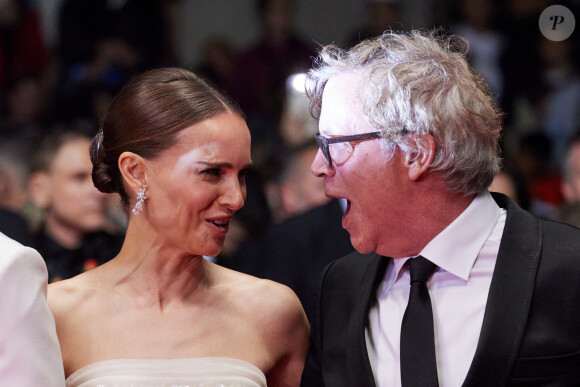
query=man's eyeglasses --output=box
[315,132,382,167]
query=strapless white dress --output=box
[65,357,267,387]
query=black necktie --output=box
[400,256,439,387]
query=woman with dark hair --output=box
[48,67,309,386]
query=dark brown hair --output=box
[30,128,91,174]
[90,67,244,209]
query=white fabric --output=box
[0,232,65,386]
[367,191,506,386]
[65,357,267,387]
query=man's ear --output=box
[405,134,436,181]
[118,152,147,194]
[28,172,52,209]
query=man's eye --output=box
[73,173,90,182]
[202,168,221,177]
[239,168,251,178]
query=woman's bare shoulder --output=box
[214,265,309,333]
[213,266,310,384]
[214,264,298,304]
[48,270,102,319]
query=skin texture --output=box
[311,73,473,258]
[29,138,108,249]
[49,111,309,386]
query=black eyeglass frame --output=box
[315,131,382,166]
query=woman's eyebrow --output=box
[196,161,254,169]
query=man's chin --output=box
[353,246,375,255]
[349,234,375,255]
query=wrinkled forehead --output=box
[167,113,251,165]
[173,142,220,167]
[319,73,371,136]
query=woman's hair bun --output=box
[90,130,117,194]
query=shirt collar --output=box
[421,190,500,280]
[389,190,500,282]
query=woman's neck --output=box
[107,223,211,311]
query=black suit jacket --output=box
[301,193,580,386]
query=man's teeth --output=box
[212,220,228,226]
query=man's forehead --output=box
[50,142,92,172]
[323,73,362,104]
[51,162,92,175]
[320,73,369,135]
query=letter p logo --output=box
[540,5,575,41]
[550,15,565,30]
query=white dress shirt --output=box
[366,191,506,387]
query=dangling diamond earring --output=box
[132,187,147,215]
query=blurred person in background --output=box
[28,129,123,282]
[514,131,563,219]
[453,0,504,99]
[561,130,580,203]
[488,171,518,203]
[0,73,49,142]
[279,72,319,148]
[558,130,580,228]
[54,0,178,124]
[0,0,50,95]
[488,169,531,212]
[195,36,238,93]
[276,142,329,218]
[227,0,316,176]
[498,0,546,128]
[0,139,33,245]
[347,0,403,47]
[537,37,580,169]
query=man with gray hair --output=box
[301,30,580,386]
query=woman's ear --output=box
[405,134,436,181]
[118,152,147,194]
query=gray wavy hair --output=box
[306,29,502,196]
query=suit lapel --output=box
[346,253,390,386]
[463,193,542,386]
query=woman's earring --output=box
[132,187,147,215]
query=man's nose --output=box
[311,149,334,177]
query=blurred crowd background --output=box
[1,0,580,308]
